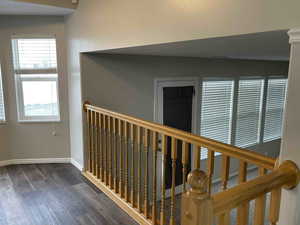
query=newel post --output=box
[181,169,214,225]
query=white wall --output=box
[0,16,70,162]
[66,0,300,53]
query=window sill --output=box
[18,120,61,124]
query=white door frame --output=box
[153,77,200,198]
[154,77,200,134]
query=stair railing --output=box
[181,160,300,225]
[83,102,298,225]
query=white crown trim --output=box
[288,29,300,43]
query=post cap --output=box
[187,169,208,193]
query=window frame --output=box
[262,76,287,143]
[199,75,286,151]
[0,61,6,124]
[12,36,61,123]
[199,77,235,159]
[234,77,265,148]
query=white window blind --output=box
[0,65,5,122]
[263,79,287,142]
[12,37,60,122]
[235,79,264,147]
[200,80,234,159]
[13,38,57,71]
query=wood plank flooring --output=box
[0,164,138,225]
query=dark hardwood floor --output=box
[0,164,138,225]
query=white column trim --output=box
[288,29,300,43]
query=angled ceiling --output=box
[98,30,290,61]
[0,0,75,15]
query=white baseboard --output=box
[0,157,84,172]
[70,158,83,171]
[0,158,71,167]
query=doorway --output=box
[154,77,199,193]
[163,86,193,188]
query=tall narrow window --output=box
[0,65,5,122]
[235,79,264,147]
[200,80,234,158]
[12,38,60,122]
[263,78,287,142]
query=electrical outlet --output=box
[72,0,78,4]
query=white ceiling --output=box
[99,30,290,61]
[0,0,74,15]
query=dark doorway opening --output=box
[163,86,193,189]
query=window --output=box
[200,80,234,158]
[0,65,5,122]
[12,38,60,122]
[264,79,287,142]
[235,79,264,147]
[199,76,287,158]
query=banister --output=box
[212,160,300,216]
[84,103,276,170]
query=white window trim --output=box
[233,76,265,148]
[199,77,235,159]
[15,75,61,122]
[154,77,199,134]
[262,76,287,143]
[0,62,6,124]
[12,36,61,123]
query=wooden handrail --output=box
[212,160,300,216]
[84,103,276,170]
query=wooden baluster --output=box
[160,135,167,225]
[105,115,110,185]
[144,129,150,218]
[237,161,249,225]
[85,109,91,172]
[113,118,117,191]
[182,142,189,192]
[119,120,124,197]
[152,132,158,224]
[221,155,230,190]
[102,115,107,184]
[253,167,267,225]
[207,150,215,194]
[95,112,100,179]
[91,111,96,175]
[193,145,201,169]
[130,124,136,207]
[104,116,109,185]
[269,188,282,225]
[109,117,114,188]
[137,126,143,212]
[99,114,104,181]
[124,122,129,202]
[169,137,177,225]
[218,155,231,225]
